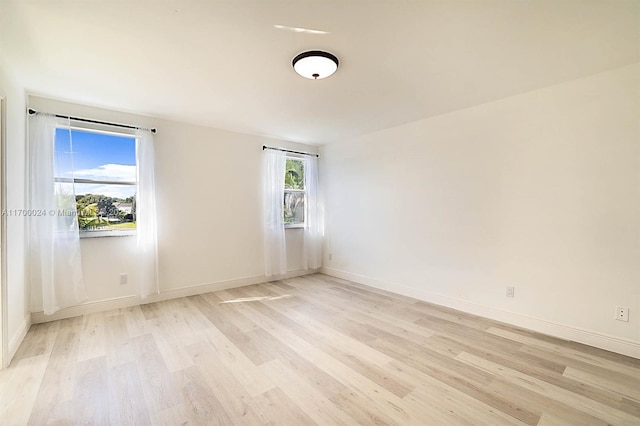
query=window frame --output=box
[53,124,138,238]
[283,155,306,229]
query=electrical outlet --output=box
[328,253,333,261]
[615,306,629,322]
[119,273,128,285]
[506,286,515,298]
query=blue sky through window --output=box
[54,128,137,199]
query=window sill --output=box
[80,229,136,239]
[284,224,305,229]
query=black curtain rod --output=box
[263,145,319,157]
[28,108,157,134]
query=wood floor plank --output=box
[71,356,110,425]
[130,333,182,414]
[0,354,50,425]
[563,365,640,402]
[164,297,213,335]
[242,292,395,367]
[488,327,640,377]
[457,351,639,425]
[107,361,153,425]
[231,299,425,423]
[148,321,194,373]
[10,321,60,362]
[427,334,636,413]
[148,403,192,426]
[253,387,316,426]
[201,291,263,333]
[490,376,610,425]
[430,334,567,375]
[27,316,84,425]
[621,397,640,418]
[318,344,415,398]
[440,343,635,415]
[264,280,432,348]
[139,302,163,321]
[185,341,265,424]
[368,335,495,386]
[403,381,528,426]
[259,359,356,425]
[240,327,347,399]
[518,343,640,389]
[76,312,107,362]
[329,388,398,425]
[173,365,234,425]
[122,305,153,338]
[1,273,638,425]
[415,315,524,354]
[386,358,540,425]
[194,325,276,397]
[104,313,136,368]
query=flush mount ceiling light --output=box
[292,50,339,80]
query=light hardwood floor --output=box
[1,274,639,425]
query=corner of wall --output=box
[8,313,30,364]
[1,65,29,368]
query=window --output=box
[284,157,305,226]
[54,127,137,236]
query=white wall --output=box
[28,96,316,313]
[0,65,30,360]
[321,63,640,357]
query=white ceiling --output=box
[1,1,638,144]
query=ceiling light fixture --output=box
[292,50,339,80]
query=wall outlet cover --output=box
[615,306,629,322]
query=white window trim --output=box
[284,223,305,230]
[80,229,136,238]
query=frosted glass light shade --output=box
[292,51,339,80]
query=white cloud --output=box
[71,164,136,182]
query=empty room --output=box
[0,0,639,424]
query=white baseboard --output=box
[8,315,31,363]
[31,268,318,324]
[321,267,640,359]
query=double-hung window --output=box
[284,157,305,227]
[54,127,137,237]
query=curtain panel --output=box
[28,114,87,315]
[263,150,287,277]
[303,156,322,269]
[136,129,160,298]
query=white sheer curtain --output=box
[303,155,322,269]
[28,114,87,315]
[263,150,287,277]
[136,129,159,298]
